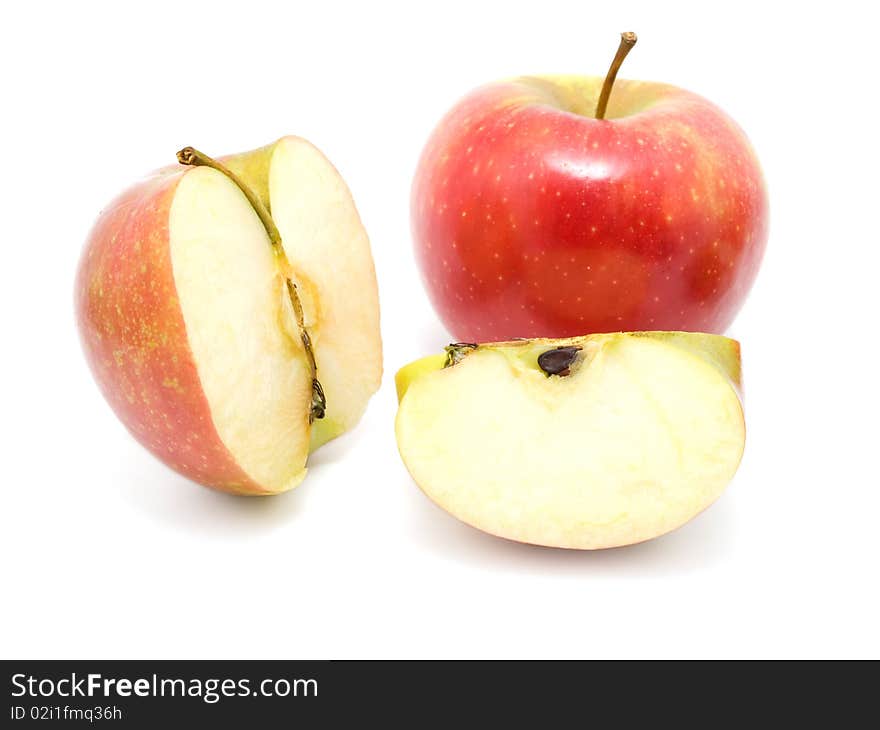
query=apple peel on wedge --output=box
[395,332,743,549]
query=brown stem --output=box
[177,146,326,422]
[595,31,638,120]
[177,147,282,248]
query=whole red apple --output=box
[411,37,768,340]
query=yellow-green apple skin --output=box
[75,136,381,495]
[412,76,768,341]
[395,332,744,549]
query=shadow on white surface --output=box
[405,477,735,577]
[113,448,311,536]
[304,423,364,469]
[111,403,374,535]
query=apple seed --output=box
[538,346,582,376]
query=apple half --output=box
[76,137,382,495]
[395,332,744,549]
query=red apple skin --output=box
[411,77,768,340]
[75,170,266,495]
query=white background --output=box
[1,0,877,659]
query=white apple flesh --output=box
[170,164,315,491]
[225,138,382,451]
[395,333,744,549]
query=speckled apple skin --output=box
[412,77,768,340]
[75,169,265,495]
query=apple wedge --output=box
[76,137,381,495]
[395,333,744,549]
[222,138,381,450]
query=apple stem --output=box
[444,342,478,368]
[595,31,638,120]
[176,146,326,422]
[177,147,282,248]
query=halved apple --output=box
[395,333,744,549]
[76,137,382,495]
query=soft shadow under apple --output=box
[114,449,306,536]
[114,408,370,535]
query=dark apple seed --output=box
[538,346,582,377]
[310,378,326,422]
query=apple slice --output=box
[76,137,381,495]
[395,333,744,549]
[224,137,382,449]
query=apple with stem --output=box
[395,332,744,549]
[75,137,382,495]
[411,32,768,341]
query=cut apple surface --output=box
[76,137,381,495]
[266,138,382,449]
[169,165,313,492]
[395,333,744,549]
